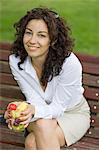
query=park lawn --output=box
[0,0,99,56]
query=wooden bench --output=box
[0,42,99,150]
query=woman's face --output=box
[23,19,50,61]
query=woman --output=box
[4,7,90,150]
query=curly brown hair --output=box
[11,7,74,86]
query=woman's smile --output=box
[28,46,40,51]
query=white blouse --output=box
[9,53,84,121]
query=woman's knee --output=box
[33,119,57,136]
[25,132,36,149]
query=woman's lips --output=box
[28,46,39,51]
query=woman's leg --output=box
[27,119,65,150]
[25,132,37,150]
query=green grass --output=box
[0,0,99,56]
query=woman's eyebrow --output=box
[26,28,48,34]
[38,31,48,34]
[26,28,32,32]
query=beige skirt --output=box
[57,96,90,146]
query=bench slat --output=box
[83,74,99,88]
[0,42,11,50]
[84,87,99,101]
[0,124,24,147]
[86,127,99,139]
[81,136,99,145]
[0,50,10,61]
[91,115,99,127]
[0,143,24,150]
[88,100,99,114]
[0,73,17,86]
[0,61,10,73]
[82,62,99,75]
[76,53,99,64]
[1,140,98,150]
[0,84,25,100]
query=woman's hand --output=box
[4,101,23,129]
[19,104,35,128]
[4,108,14,129]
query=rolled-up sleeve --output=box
[9,55,50,120]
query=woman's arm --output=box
[9,54,84,121]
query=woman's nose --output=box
[29,35,37,44]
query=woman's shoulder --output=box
[9,54,22,69]
[62,52,82,71]
[66,52,81,62]
[9,54,20,63]
[9,54,29,71]
[64,52,82,66]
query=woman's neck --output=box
[31,53,47,69]
[31,58,47,91]
[31,57,44,80]
[31,57,44,71]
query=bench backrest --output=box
[0,42,99,139]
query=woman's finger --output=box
[24,123,29,128]
[21,108,31,116]
[19,112,32,122]
[4,110,11,119]
[8,123,12,130]
[21,104,35,116]
[7,119,13,129]
[6,118,10,123]
[20,117,31,126]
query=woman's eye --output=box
[38,34,46,38]
[25,31,32,35]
